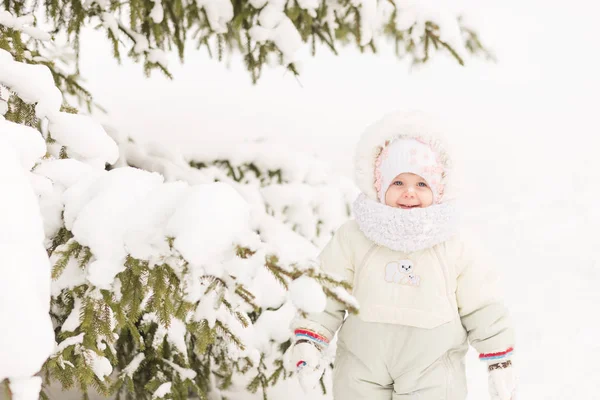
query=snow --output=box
[288,276,326,313]
[0,49,62,119]
[271,18,303,65]
[246,261,288,309]
[115,137,357,250]
[394,2,417,30]
[100,12,119,37]
[355,0,378,46]
[251,3,303,64]
[0,119,46,170]
[86,259,127,290]
[123,181,189,259]
[403,0,467,59]
[0,49,119,169]
[296,0,318,16]
[54,333,85,354]
[34,158,96,188]
[258,5,282,30]
[249,26,271,44]
[260,183,354,248]
[62,296,83,332]
[0,10,51,41]
[47,112,119,166]
[196,0,234,34]
[50,253,88,295]
[0,137,55,389]
[183,140,345,185]
[148,49,169,68]
[193,290,219,328]
[166,318,188,359]
[102,21,168,69]
[121,353,145,377]
[152,382,172,399]
[7,377,44,400]
[165,182,250,266]
[248,0,466,66]
[248,0,267,8]
[61,168,164,287]
[253,215,320,263]
[222,250,264,287]
[33,160,100,241]
[89,353,112,380]
[149,0,164,23]
[164,360,197,380]
[250,302,297,353]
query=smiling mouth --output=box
[398,204,420,209]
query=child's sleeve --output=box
[455,237,515,363]
[290,224,355,348]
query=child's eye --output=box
[418,182,428,187]
[393,181,403,186]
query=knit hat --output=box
[374,137,445,203]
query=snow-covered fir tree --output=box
[1,49,359,400]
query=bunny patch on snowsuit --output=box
[291,112,515,399]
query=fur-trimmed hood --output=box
[354,111,455,202]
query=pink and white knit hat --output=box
[374,137,445,203]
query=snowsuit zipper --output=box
[353,243,379,290]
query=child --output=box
[289,112,516,399]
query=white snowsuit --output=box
[292,112,515,399]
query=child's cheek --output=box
[384,187,398,206]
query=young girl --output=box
[289,112,516,399]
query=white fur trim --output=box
[353,194,458,252]
[354,111,454,202]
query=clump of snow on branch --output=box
[0,10,51,41]
[0,109,54,400]
[111,136,358,249]
[245,0,468,65]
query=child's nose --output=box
[402,187,416,198]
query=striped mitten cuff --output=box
[294,328,330,349]
[479,347,514,371]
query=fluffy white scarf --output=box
[352,194,458,253]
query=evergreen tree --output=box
[1,47,358,400]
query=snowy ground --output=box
[13,0,600,399]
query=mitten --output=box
[480,348,516,400]
[488,360,516,400]
[287,340,326,392]
[287,324,332,393]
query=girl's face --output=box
[384,173,434,209]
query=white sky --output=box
[79,0,600,179]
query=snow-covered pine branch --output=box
[41,160,355,399]
[110,135,358,248]
[1,0,491,87]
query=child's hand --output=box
[488,361,517,400]
[288,340,325,392]
[296,363,326,393]
[290,340,322,371]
